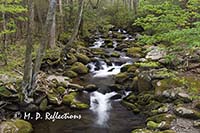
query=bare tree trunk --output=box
[23,0,34,102]
[63,0,84,51]
[49,13,56,48]
[133,0,139,15]
[31,0,57,95]
[2,1,8,66]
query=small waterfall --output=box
[90,91,117,127]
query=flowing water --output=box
[31,29,145,133]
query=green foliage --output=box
[134,0,200,48]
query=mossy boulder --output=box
[47,92,62,105]
[115,72,129,83]
[71,62,89,74]
[135,62,161,69]
[85,84,98,92]
[0,119,33,133]
[122,100,140,113]
[63,92,89,109]
[147,120,171,130]
[147,114,176,125]
[65,53,77,65]
[131,129,153,133]
[39,98,48,111]
[63,70,78,78]
[174,106,200,119]
[127,47,142,57]
[56,86,66,94]
[110,52,120,58]
[137,71,153,92]
[75,53,91,64]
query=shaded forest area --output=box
[0,0,200,133]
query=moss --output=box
[0,119,33,133]
[57,86,66,94]
[0,86,13,97]
[127,47,142,57]
[39,98,48,111]
[135,62,160,68]
[131,129,153,133]
[71,62,89,74]
[71,101,89,109]
[62,92,77,105]
[147,120,171,130]
[115,72,129,83]
[111,52,120,58]
[63,92,89,109]
[65,53,77,65]
[75,53,90,64]
[147,114,175,123]
[122,100,140,113]
[47,93,61,105]
[63,70,78,78]
[147,121,160,130]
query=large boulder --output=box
[65,53,77,65]
[146,46,166,61]
[174,106,200,119]
[75,53,91,64]
[0,119,33,133]
[71,62,89,74]
[127,47,142,57]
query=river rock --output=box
[39,98,48,111]
[63,70,78,78]
[147,120,171,130]
[0,119,33,133]
[145,46,166,61]
[65,53,77,65]
[71,62,89,74]
[75,53,91,64]
[193,120,200,128]
[115,72,129,84]
[85,84,98,92]
[174,106,200,119]
[127,47,142,57]
[137,71,153,92]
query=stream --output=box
[31,30,145,133]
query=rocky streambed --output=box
[0,28,200,133]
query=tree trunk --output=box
[31,0,57,95]
[49,13,56,48]
[2,1,8,66]
[133,0,139,15]
[22,0,34,102]
[63,0,84,51]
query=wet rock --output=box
[174,106,200,119]
[115,44,128,51]
[127,47,142,57]
[23,104,39,112]
[63,70,78,78]
[115,72,129,84]
[110,52,120,58]
[146,46,166,61]
[85,84,98,92]
[56,86,66,94]
[0,119,33,133]
[68,83,84,90]
[5,104,19,111]
[120,64,133,72]
[39,98,48,111]
[62,92,89,109]
[131,129,153,133]
[110,93,122,100]
[71,62,89,74]
[122,100,140,113]
[151,105,169,115]
[109,84,123,91]
[75,53,91,64]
